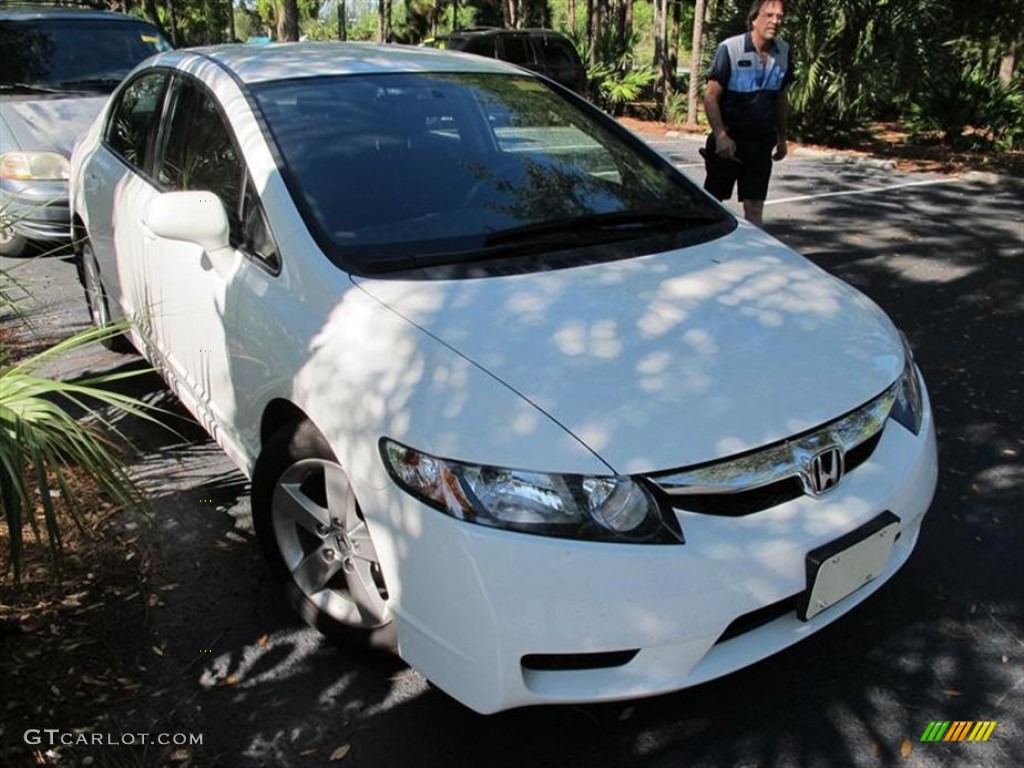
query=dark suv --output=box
[427,27,586,94]
[0,4,171,256]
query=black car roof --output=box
[0,5,146,21]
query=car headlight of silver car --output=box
[890,332,924,435]
[0,151,70,181]
[380,439,683,544]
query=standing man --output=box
[703,0,793,227]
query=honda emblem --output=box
[802,446,845,496]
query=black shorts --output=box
[703,133,776,202]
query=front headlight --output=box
[890,332,924,435]
[380,439,683,544]
[0,152,70,181]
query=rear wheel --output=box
[252,421,396,650]
[80,239,133,353]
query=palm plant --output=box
[1,275,162,584]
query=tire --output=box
[79,239,133,353]
[0,218,30,257]
[252,421,396,651]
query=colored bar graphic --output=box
[922,721,997,742]
[945,721,973,741]
[968,722,997,742]
[921,721,950,741]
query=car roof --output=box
[0,6,148,22]
[153,42,525,85]
[447,27,572,38]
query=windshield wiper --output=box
[0,82,66,94]
[54,78,123,91]
[484,209,723,247]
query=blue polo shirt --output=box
[707,32,794,139]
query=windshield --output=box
[253,72,728,273]
[0,20,172,91]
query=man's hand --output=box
[773,139,789,161]
[716,131,738,161]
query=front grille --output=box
[670,431,885,516]
[671,477,804,516]
[648,384,896,517]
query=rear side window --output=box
[105,71,169,170]
[463,37,496,58]
[500,36,534,66]
[540,37,580,68]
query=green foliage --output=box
[588,65,656,114]
[0,323,161,584]
[663,91,689,125]
[0,261,167,584]
[907,56,1024,149]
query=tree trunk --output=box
[277,0,299,42]
[568,0,576,33]
[653,0,668,96]
[141,0,166,38]
[164,0,178,47]
[228,0,236,43]
[593,0,605,57]
[586,0,596,66]
[377,0,391,42]
[665,0,680,98]
[339,0,348,41]
[998,44,1019,85]
[686,0,707,125]
[624,0,634,52]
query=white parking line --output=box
[766,177,958,205]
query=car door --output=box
[79,69,170,318]
[146,72,278,447]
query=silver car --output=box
[0,5,170,256]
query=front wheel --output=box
[252,421,396,650]
[0,217,30,257]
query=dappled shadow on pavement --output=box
[189,174,1023,768]
[17,171,1021,766]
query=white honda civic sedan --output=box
[70,43,938,714]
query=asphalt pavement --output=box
[2,133,1022,768]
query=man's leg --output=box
[742,200,765,227]
[736,136,774,227]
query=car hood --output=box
[0,96,108,157]
[353,228,903,473]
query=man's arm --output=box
[705,80,737,160]
[773,85,790,161]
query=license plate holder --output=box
[799,511,900,621]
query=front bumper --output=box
[0,179,71,245]
[369,387,938,714]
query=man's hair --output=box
[748,0,785,28]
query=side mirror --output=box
[144,190,230,253]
